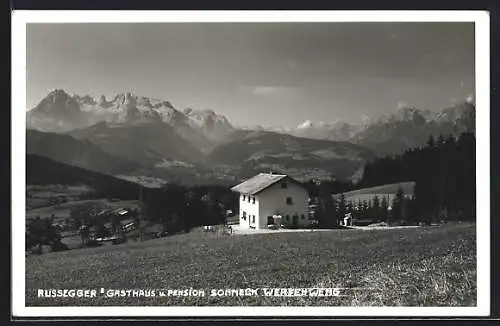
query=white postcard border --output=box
[11,10,490,317]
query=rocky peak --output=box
[33,89,81,115]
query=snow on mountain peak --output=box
[29,90,236,140]
[47,88,70,98]
[184,108,217,118]
[296,119,344,130]
[297,120,313,129]
[184,108,230,125]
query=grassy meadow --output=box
[25,222,476,307]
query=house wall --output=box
[238,194,260,229]
[258,181,309,229]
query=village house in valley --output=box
[231,173,309,230]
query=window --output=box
[247,196,251,202]
[285,215,290,221]
[286,197,293,205]
[252,197,255,204]
[242,211,247,220]
[281,182,288,189]
[252,215,255,223]
[301,214,305,220]
[267,216,274,225]
[242,195,246,201]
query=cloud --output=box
[239,86,304,99]
[251,86,284,96]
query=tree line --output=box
[328,187,418,226]
[26,216,69,254]
[359,132,475,223]
[306,131,475,226]
[141,184,238,233]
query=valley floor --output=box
[25,222,476,307]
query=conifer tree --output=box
[357,199,363,218]
[338,194,346,220]
[391,187,405,224]
[380,196,389,222]
[372,195,381,221]
[318,182,336,228]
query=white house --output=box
[230,173,309,230]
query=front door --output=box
[249,214,256,229]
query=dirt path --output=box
[230,225,335,235]
[349,225,421,230]
[230,224,422,234]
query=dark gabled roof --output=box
[230,173,305,195]
[120,219,135,225]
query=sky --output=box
[26,22,475,128]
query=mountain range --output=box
[291,102,475,154]
[26,89,476,184]
[28,89,235,153]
